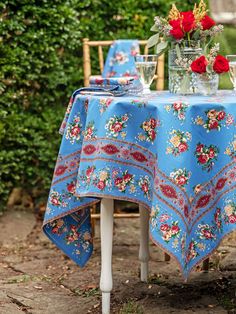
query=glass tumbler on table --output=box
[135,55,158,94]
[226,55,236,92]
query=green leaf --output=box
[150,24,159,32]
[147,33,160,48]
[155,41,168,55]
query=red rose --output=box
[142,182,149,193]
[67,182,75,193]
[97,180,105,190]
[229,214,236,223]
[178,142,188,153]
[198,154,209,164]
[170,27,184,40]
[149,129,156,141]
[209,119,219,130]
[201,15,216,30]
[217,111,226,120]
[169,19,181,28]
[173,102,182,110]
[51,197,59,206]
[86,167,94,177]
[191,56,208,74]
[196,144,204,153]
[176,175,187,186]
[160,224,170,232]
[71,126,81,136]
[171,225,180,235]
[112,122,123,132]
[209,148,215,159]
[213,55,230,74]
[150,118,157,129]
[124,173,132,182]
[181,11,195,33]
[114,177,123,186]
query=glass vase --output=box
[195,73,219,96]
[168,40,202,95]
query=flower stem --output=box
[187,32,191,46]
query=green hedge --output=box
[0,0,203,211]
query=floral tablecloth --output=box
[43,90,236,279]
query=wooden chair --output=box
[83,38,165,90]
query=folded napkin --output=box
[89,76,135,86]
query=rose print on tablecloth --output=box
[193,109,233,132]
[109,51,129,66]
[223,202,236,224]
[195,143,219,172]
[114,170,135,193]
[224,136,236,159]
[138,175,152,200]
[65,114,82,144]
[165,101,188,121]
[160,220,181,243]
[137,117,160,143]
[105,114,129,138]
[83,121,97,140]
[170,168,191,187]
[99,98,113,114]
[166,130,191,156]
[93,168,112,191]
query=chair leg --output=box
[100,198,114,314]
[139,205,150,282]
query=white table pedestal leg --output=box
[100,198,114,314]
[139,205,150,282]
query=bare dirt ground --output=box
[0,208,236,314]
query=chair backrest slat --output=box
[83,38,165,90]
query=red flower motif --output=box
[71,126,81,136]
[213,55,230,74]
[209,148,216,159]
[209,119,219,130]
[173,102,182,110]
[217,111,226,121]
[196,144,204,153]
[97,180,105,190]
[198,154,209,164]
[228,214,236,223]
[178,142,188,153]
[130,151,147,163]
[215,177,227,190]
[83,144,96,155]
[202,229,214,239]
[67,182,76,193]
[160,223,170,231]
[101,144,120,155]
[55,165,67,176]
[200,15,216,30]
[86,167,94,177]
[171,225,180,235]
[184,205,189,218]
[114,177,123,186]
[111,122,123,132]
[150,118,157,128]
[160,184,178,199]
[123,173,132,182]
[196,194,211,209]
[148,129,156,141]
[191,56,208,74]
[142,182,149,193]
[176,175,187,186]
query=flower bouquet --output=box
[147,0,226,95]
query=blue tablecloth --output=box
[43,91,236,279]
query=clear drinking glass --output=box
[135,55,158,94]
[226,55,236,92]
